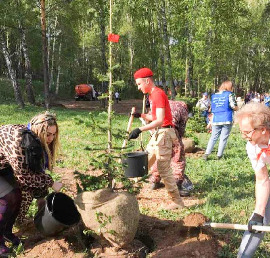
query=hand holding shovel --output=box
[122,107,136,150]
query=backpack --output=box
[20,129,44,173]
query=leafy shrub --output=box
[185,107,206,134]
[175,95,197,112]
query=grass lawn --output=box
[0,103,270,257]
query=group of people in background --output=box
[196,87,270,161]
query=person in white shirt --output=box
[236,102,270,257]
[196,92,211,124]
[251,94,260,103]
[115,92,120,103]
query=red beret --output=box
[134,68,153,80]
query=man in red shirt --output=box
[129,68,184,210]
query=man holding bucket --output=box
[128,67,184,210]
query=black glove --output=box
[248,213,263,233]
[131,112,141,118]
[128,128,142,140]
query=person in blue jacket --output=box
[203,81,238,160]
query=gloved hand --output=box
[131,112,141,118]
[128,128,142,140]
[248,213,263,233]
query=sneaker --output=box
[176,178,192,197]
[150,182,165,190]
[217,156,222,160]
[203,154,208,161]
[182,175,194,191]
[4,234,21,246]
[179,189,190,197]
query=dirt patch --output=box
[56,99,144,115]
[17,167,221,258]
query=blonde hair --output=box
[219,80,233,92]
[235,102,270,130]
[29,111,59,170]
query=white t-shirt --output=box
[246,140,270,172]
[196,98,210,111]
[115,92,120,98]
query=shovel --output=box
[183,213,270,232]
[121,107,135,151]
[204,222,270,232]
[139,95,146,151]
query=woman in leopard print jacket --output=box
[16,112,62,223]
[0,112,62,254]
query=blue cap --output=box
[203,92,208,96]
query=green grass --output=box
[1,102,269,257]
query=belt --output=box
[160,125,173,128]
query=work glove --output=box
[248,212,263,233]
[128,128,142,140]
[131,112,141,118]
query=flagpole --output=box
[108,0,113,152]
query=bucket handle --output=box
[48,192,57,215]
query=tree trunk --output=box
[19,26,35,104]
[55,42,62,95]
[160,0,176,99]
[184,56,190,97]
[108,0,113,153]
[157,19,167,91]
[40,0,50,109]
[128,36,134,85]
[49,17,58,91]
[0,31,25,108]
[99,0,108,74]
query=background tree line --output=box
[0,0,270,107]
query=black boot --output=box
[176,180,191,197]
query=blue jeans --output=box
[205,124,232,157]
[201,110,209,124]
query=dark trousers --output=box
[0,188,22,237]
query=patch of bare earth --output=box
[56,99,144,115]
[17,167,223,258]
[17,99,223,257]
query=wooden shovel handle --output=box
[121,107,136,150]
[205,222,270,232]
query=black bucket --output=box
[34,192,81,236]
[122,151,148,178]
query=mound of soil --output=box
[183,212,208,227]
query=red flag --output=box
[108,33,120,43]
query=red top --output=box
[149,87,173,127]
